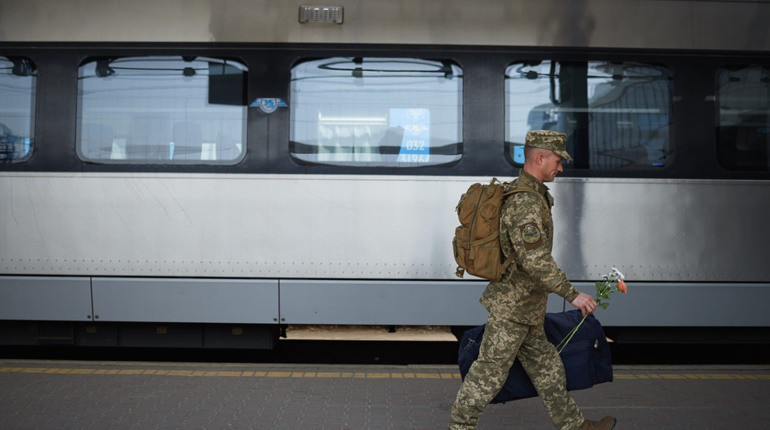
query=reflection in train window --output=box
[0,56,36,163]
[77,56,247,164]
[290,57,463,167]
[505,61,672,169]
[716,66,770,171]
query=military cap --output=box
[525,130,573,161]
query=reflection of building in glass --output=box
[505,61,672,170]
[76,56,247,165]
[290,57,462,167]
[0,56,36,163]
[716,66,770,171]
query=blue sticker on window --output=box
[251,98,287,114]
[390,108,430,163]
[513,143,525,164]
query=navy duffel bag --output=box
[458,310,613,403]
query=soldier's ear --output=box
[534,151,544,165]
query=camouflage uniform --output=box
[449,131,584,430]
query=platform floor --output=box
[1,358,769,429]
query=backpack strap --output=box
[498,186,540,275]
[501,184,533,198]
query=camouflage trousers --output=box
[448,314,584,430]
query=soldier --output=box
[448,130,616,430]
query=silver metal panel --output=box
[573,282,770,327]
[0,173,465,279]
[281,280,488,325]
[0,276,92,321]
[1,1,769,51]
[1,173,769,327]
[91,278,279,323]
[550,178,770,282]
[280,279,566,325]
[1,173,769,283]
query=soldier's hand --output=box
[571,292,597,316]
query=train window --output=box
[505,61,672,169]
[716,66,770,171]
[0,56,36,163]
[290,57,462,167]
[76,56,247,164]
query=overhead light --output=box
[299,5,344,24]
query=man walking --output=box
[448,130,616,430]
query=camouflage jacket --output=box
[480,169,580,325]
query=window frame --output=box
[715,64,770,172]
[0,55,37,164]
[289,56,464,168]
[504,59,675,172]
[75,55,249,166]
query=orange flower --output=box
[617,279,628,294]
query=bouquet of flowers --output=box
[555,267,627,354]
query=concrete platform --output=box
[1,358,769,429]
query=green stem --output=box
[557,314,587,354]
[554,325,576,350]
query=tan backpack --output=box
[452,178,532,282]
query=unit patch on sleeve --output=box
[521,223,542,248]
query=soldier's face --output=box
[541,152,564,182]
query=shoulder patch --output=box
[521,223,541,244]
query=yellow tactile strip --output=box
[0,366,460,379]
[2,365,770,380]
[614,373,770,380]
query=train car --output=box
[1,0,769,349]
